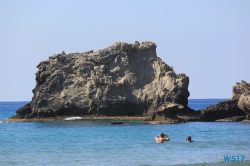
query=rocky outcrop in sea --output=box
[10,41,194,122]
[238,89,250,121]
[199,80,250,122]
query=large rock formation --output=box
[199,80,249,121]
[12,41,192,120]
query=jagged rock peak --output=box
[232,80,250,100]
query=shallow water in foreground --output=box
[1,100,250,166]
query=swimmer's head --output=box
[186,136,192,141]
[160,133,165,137]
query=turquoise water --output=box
[1,100,250,166]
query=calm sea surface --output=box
[1,99,250,166]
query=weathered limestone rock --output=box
[238,91,250,119]
[10,41,192,120]
[236,81,250,120]
[232,80,250,100]
[154,102,184,120]
[199,80,249,121]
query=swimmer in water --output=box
[155,133,170,143]
[186,136,193,142]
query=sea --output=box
[1,99,250,166]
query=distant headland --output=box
[5,41,250,123]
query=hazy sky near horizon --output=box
[1,0,250,101]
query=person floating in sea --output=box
[155,133,170,143]
[186,136,193,142]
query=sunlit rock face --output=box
[15,41,191,119]
[232,80,250,100]
[237,81,250,119]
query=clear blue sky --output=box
[1,0,250,101]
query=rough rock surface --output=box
[12,41,192,120]
[199,80,249,121]
[232,80,250,100]
[236,81,250,119]
[238,92,250,120]
[199,99,245,121]
[154,102,184,120]
[215,116,246,122]
[151,102,186,123]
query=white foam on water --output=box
[65,117,82,121]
